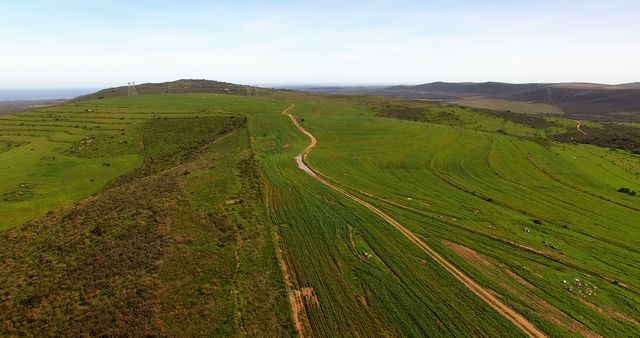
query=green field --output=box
[453,96,564,115]
[0,89,638,336]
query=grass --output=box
[453,96,564,115]
[296,96,640,336]
[0,99,291,336]
[0,90,639,336]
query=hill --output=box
[76,79,265,101]
[619,82,640,89]
[0,85,639,336]
[312,81,640,120]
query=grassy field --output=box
[453,96,564,115]
[293,95,640,336]
[0,96,292,336]
[0,89,638,336]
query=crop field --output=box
[0,90,638,336]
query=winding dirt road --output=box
[282,104,546,338]
[574,120,588,135]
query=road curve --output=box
[574,120,588,135]
[282,104,547,338]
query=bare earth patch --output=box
[444,240,495,269]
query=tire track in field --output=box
[282,104,547,338]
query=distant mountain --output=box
[76,79,264,101]
[365,82,547,100]
[618,82,640,89]
[311,81,640,119]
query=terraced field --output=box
[0,90,638,336]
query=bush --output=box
[617,187,636,196]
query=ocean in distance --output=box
[0,88,99,101]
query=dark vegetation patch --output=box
[111,116,244,186]
[377,106,428,121]
[64,134,138,158]
[0,171,179,336]
[0,140,28,153]
[553,123,640,154]
[617,187,637,196]
[377,105,461,124]
[40,155,56,161]
[376,101,557,129]
[0,115,286,336]
[1,183,36,201]
[159,133,293,336]
[478,108,557,129]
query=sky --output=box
[0,0,639,88]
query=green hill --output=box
[76,79,266,101]
[0,85,638,336]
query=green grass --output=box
[0,91,638,336]
[453,96,564,115]
[0,97,291,336]
[296,96,640,336]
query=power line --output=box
[127,82,138,96]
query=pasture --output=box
[0,91,638,336]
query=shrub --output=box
[617,187,636,196]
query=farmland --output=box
[0,87,639,336]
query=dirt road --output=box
[282,104,547,338]
[574,120,588,135]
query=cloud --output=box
[0,0,638,87]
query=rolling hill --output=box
[306,81,640,121]
[0,81,638,336]
[76,79,265,101]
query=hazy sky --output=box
[1,0,639,87]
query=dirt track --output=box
[282,104,547,338]
[574,120,588,135]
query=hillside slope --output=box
[311,81,640,120]
[76,79,264,101]
[0,89,638,336]
[0,97,292,336]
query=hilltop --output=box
[76,79,266,101]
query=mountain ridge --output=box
[304,81,640,119]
